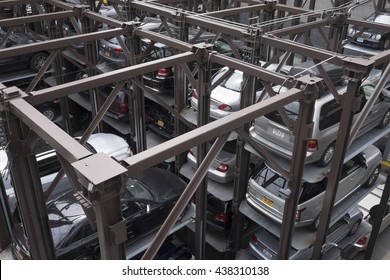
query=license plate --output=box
[357,37,364,43]
[262,197,273,207]
[262,248,274,259]
[104,51,111,57]
[272,127,285,138]
[157,120,164,127]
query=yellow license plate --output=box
[157,120,164,127]
[262,197,273,207]
[105,51,111,57]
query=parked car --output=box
[249,206,363,260]
[0,28,49,73]
[11,167,189,259]
[347,11,390,50]
[352,183,390,251]
[145,99,176,139]
[186,135,264,183]
[97,84,129,122]
[246,145,382,230]
[250,79,390,167]
[190,66,266,120]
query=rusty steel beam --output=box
[0,11,76,27]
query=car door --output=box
[360,84,387,130]
[335,155,366,204]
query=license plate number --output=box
[356,37,364,43]
[157,120,164,127]
[262,197,273,207]
[104,51,111,57]
[272,127,285,138]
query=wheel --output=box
[309,214,321,231]
[29,52,49,72]
[40,106,57,121]
[363,165,381,188]
[347,220,361,236]
[316,143,335,167]
[384,38,390,50]
[378,109,390,128]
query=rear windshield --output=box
[264,102,299,125]
[254,166,327,204]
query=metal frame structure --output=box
[0,0,389,260]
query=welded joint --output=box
[191,42,213,65]
[73,4,89,18]
[264,0,277,13]
[0,86,22,102]
[122,21,141,37]
[294,75,322,102]
[109,219,127,245]
[342,56,374,82]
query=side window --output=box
[360,84,379,105]
[319,100,342,131]
[299,180,327,203]
[340,155,362,179]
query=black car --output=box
[347,11,390,50]
[0,28,49,73]
[145,99,176,139]
[11,167,188,260]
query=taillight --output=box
[216,163,229,172]
[192,89,198,99]
[157,68,171,77]
[295,209,304,222]
[307,139,318,152]
[214,213,229,223]
[119,103,128,113]
[114,47,124,54]
[218,104,232,111]
[189,148,195,156]
[251,234,260,245]
[356,236,367,246]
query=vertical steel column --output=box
[174,17,189,173]
[82,10,103,133]
[194,45,211,260]
[5,113,55,259]
[0,165,11,250]
[278,78,319,260]
[128,24,146,153]
[228,74,254,256]
[311,61,370,259]
[90,176,126,260]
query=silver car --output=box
[249,206,363,260]
[186,136,264,183]
[250,80,390,167]
[190,66,265,120]
[246,145,382,230]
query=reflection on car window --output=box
[319,99,342,131]
[124,178,154,201]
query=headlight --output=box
[348,28,356,36]
[374,34,382,41]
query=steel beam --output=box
[123,87,305,175]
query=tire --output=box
[363,165,381,188]
[378,109,390,128]
[40,106,57,121]
[316,143,335,167]
[384,38,390,50]
[29,52,49,72]
[347,220,361,236]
